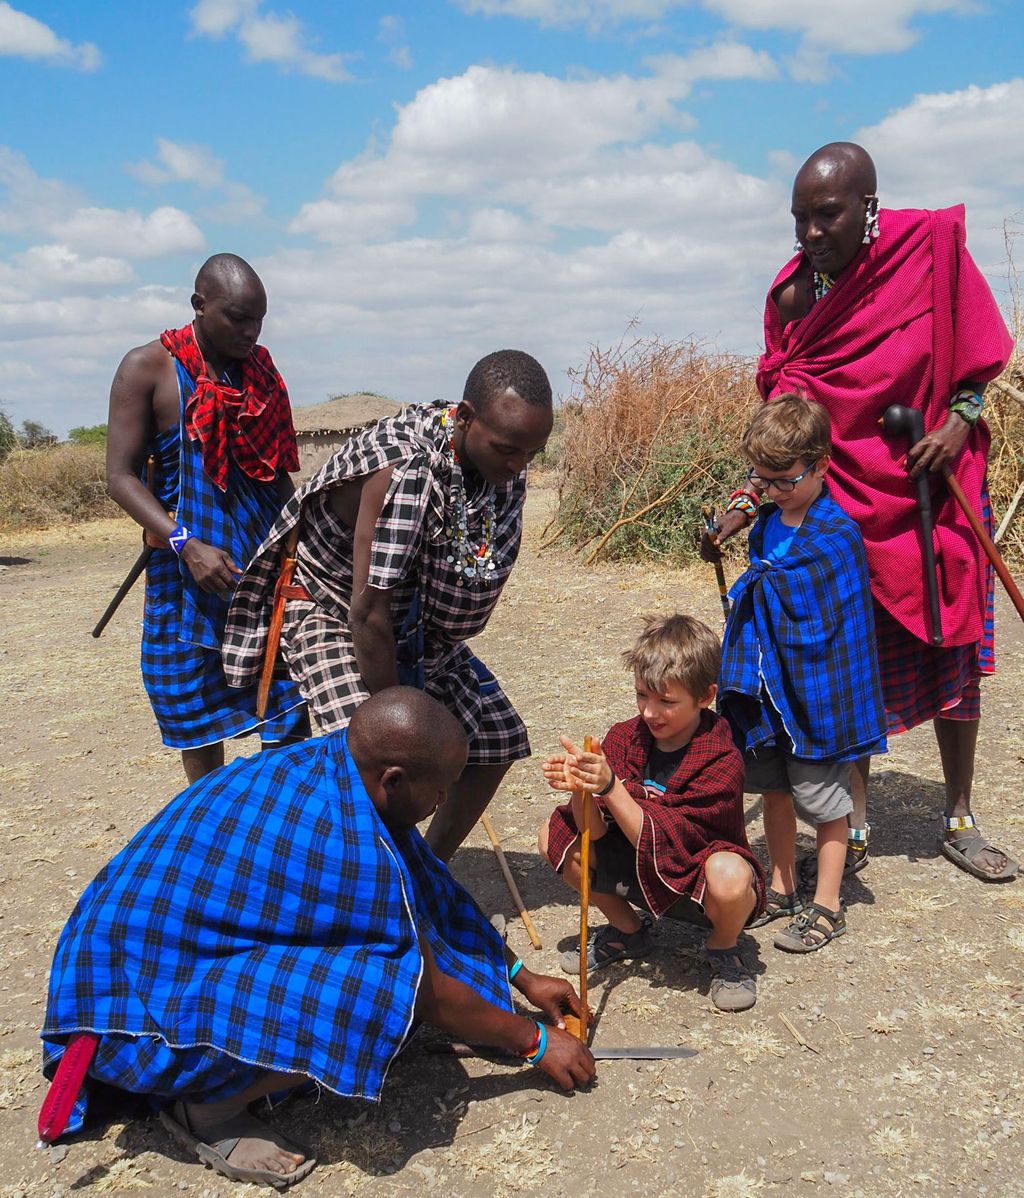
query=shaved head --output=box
[795,142,877,198]
[194,253,264,302]
[348,687,468,779]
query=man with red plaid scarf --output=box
[106,254,306,782]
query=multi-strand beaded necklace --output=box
[813,271,835,304]
[439,406,497,586]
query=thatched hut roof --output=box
[292,393,403,435]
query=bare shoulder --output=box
[773,263,811,326]
[109,337,178,431]
[113,338,168,384]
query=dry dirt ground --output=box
[2,484,1023,1198]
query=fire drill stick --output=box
[574,734,597,1044]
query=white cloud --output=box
[1,147,208,257]
[378,14,412,69]
[455,0,973,62]
[708,0,969,55]
[270,57,789,411]
[452,0,687,27]
[295,47,774,245]
[189,0,354,81]
[0,147,85,235]
[18,244,136,290]
[0,2,101,70]
[50,206,205,259]
[126,139,265,222]
[855,79,1024,274]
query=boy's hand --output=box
[557,734,613,795]
[541,751,575,793]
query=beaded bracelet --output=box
[521,1020,548,1065]
[508,958,525,981]
[167,524,194,555]
[724,492,758,521]
[730,488,761,506]
[949,389,983,426]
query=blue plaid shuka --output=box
[720,487,888,762]
[41,731,510,1134]
[141,360,305,749]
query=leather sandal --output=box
[773,902,846,953]
[749,887,804,928]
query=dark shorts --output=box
[587,824,711,928]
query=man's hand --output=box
[513,968,583,1029]
[906,412,972,477]
[180,539,243,594]
[700,509,747,561]
[533,1025,597,1091]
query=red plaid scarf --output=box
[160,324,299,493]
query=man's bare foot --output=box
[184,1103,306,1176]
[944,828,1013,876]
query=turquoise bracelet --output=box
[523,1020,548,1065]
[508,958,524,981]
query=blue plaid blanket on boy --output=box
[141,359,304,749]
[720,487,888,762]
[41,731,510,1133]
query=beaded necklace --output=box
[439,406,497,586]
[813,271,835,304]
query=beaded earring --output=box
[794,238,802,252]
[862,196,880,244]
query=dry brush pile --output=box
[541,337,761,566]
[545,335,1024,568]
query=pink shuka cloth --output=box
[756,206,1012,647]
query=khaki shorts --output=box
[743,746,853,826]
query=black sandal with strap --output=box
[773,902,846,953]
[749,887,804,929]
[559,913,654,974]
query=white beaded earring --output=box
[863,196,880,243]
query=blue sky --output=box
[1,0,1022,435]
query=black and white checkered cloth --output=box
[223,401,529,763]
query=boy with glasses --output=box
[718,396,887,954]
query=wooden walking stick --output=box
[480,812,543,950]
[942,469,1024,626]
[563,734,597,1045]
[257,524,300,719]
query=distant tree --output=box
[0,405,17,460]
[20,419,58,448]
[67,423,108,446]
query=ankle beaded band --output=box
[943,814,977,831]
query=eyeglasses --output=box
[746,460,818,494]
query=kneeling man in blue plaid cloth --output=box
[41,688,594,1189]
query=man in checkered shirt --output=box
[224,350,553,860]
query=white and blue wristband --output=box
[167,524,194,556]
